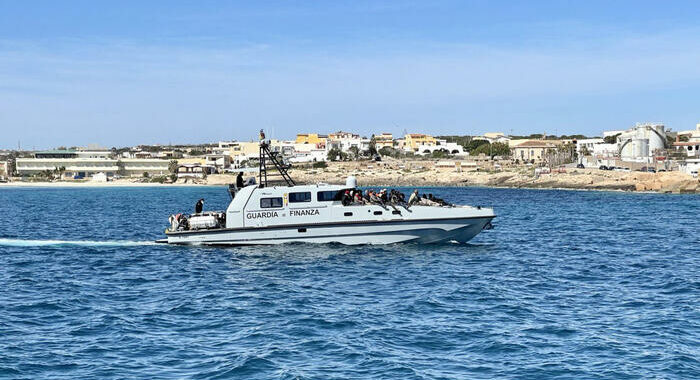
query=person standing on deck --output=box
[236,172,244,188]
[195,198,204,214]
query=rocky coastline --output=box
[2,160,698,194]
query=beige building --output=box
[177,157,207,165]
[295,133,328,146]
[512,140,558,162]
[374,133,394,149]
[0,160,8,178]
[484,132,505,139]
[228,141,260,159]
[403,134,437,152]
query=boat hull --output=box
[163,216,494,246]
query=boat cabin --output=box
[226,183,404,229]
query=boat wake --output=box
[0,238,158,247]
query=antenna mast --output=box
[258,129,295,188]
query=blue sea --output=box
[0,186,698,379]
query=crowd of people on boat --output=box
[341,188,450,208]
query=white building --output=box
[477,132,510,144]
[91,172,108,182]
[326,138,370,155]
[177,164,216,179]
[603,130,626,138]
[592,143,618,158]
[326,131,371,156]
[672,123,700,158]
[288,143,327,163]
[415,140,466,156]
[575,138,604,156]
[616,123,667,163]
[133,151,156,159]
[269,140,296,158]
[16,150,170,178]
[679,159,700,177]
[205,154,231,172]
[156,150,183,159]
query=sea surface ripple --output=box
[0,186,698,379]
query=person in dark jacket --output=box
[236,172,244,188]
[195,198,204,214]
[341,190,352,206]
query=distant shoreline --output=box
[0,181,210,188]
[2,161,698,194]
[0,179,696,195]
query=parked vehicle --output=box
[576,163,585,169]
[599,165,608,170]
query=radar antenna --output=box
[258,129,296,188]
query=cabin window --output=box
[344,212,353,216]
[317,190,342,202]
[260,197,283,208]
[374,211,383,215]
[289,192,311,203]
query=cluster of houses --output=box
[218,132,467,166]
[3,122,700,181]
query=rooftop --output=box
[515,140,558,148]
[36,149,77,154]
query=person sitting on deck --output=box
[379,189,388,203]
[428,193,448,206]
[407,190,420,206]
[364,189,372,203]
[353,190,364,204]
[390,189,406,205]
[341,190,352,206]
[421,194,440,206]
[369,191,383,205]
[397,190,406,203]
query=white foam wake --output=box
[0,238,157,247]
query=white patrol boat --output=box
[158,133,495,246]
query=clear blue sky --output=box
[2,0,700,149]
